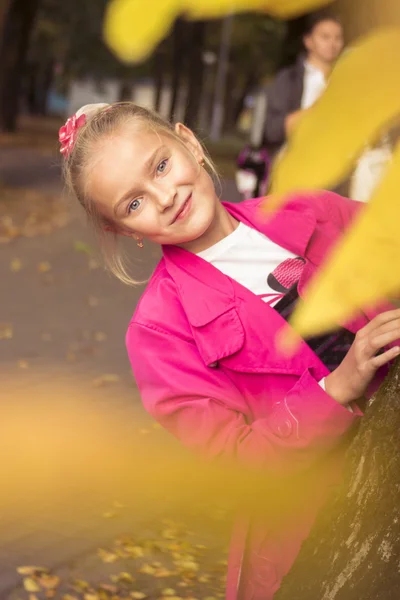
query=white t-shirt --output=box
[301,61,326,110]
[197,221,303,306]
[197,221,336,397]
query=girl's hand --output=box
[325,309,400,406]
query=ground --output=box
[0,118,241,600]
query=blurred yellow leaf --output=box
[267,27,400,336]
[23,578,41,592]
[10,258,22,272]
[130,593,147,599]
[98,548,119,563]
[270,27,400,199]
[0,323,13,339]
[104,0,332,62]
[93,373,120,387]
[290,141,400,337]
[17,567,47,576]
[94,331,107,342]
[38,261,52,273]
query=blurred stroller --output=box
[235,144,271,200]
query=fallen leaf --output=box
[93,374,120,387]
[62,595,79,600]
[94,331,107,342]
[0,323,13,340]
[73,579,90,591]
[38,575,60,590]
[161,589,176,596]
[97,548,119,563]
[10,258,22,272]
[139,564,157,575]
[130,593,147,600]
[114,572,134,584]
[84,594,100,600]
[38,261,52,273]
[99,584,118,593]
[73,241,93,255]
[46,592,56,599]
[23,578,41,592]
[17,566,47,576]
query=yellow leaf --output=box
[38,261,51,273]
[93,374,120,387]
[161,590,176,597]
[104,0,332,62]
[139,563,156,575]
[270,27,400,199]
[98,548,119,563]
[115,572,134,584]
[17,566,47,576]
[10,258,22,272]
[38,575,61,590]
[84,594,100,600]
[289,141,400,337]
[130,593,147,599]
[0,323,13,339]
[23,578,41,592]
[94,331,107,342]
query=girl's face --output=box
[88,122,220,248]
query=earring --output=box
[199,158,205,166]
[136,238,144,249]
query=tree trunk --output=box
[276,358,400,600]
[153,44,167,113]
[184,21,206,131]
[168,18,187,122]
[0,0,39,132]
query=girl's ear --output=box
[174,122,204,164]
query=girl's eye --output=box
[128,198,143,213]
[157,159,168,174]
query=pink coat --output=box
[126,192,390,599]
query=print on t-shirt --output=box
[267,256,306,294]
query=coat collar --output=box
[162,197,317,328]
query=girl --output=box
[60,102,400,600]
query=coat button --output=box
[276,419,293,438]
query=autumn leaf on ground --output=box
[97,548,119,563]
[0,323,13,339]
[23,578,41,592]
[38,261,52,273]
[10,258,22,272]
[92,374,120,387]
[73,241,93,255]
[17,566,48,576]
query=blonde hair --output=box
[62,101,218,285]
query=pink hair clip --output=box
[58,113,87,157]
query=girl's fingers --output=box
[359,309,400,337]
[366,327,400,356]
[370,345,400,369]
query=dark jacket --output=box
[264,55,305,154]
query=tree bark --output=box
[184,21,206,131]
[168,18,188,122]
[276,358,400,600]
[0,0,39,132]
